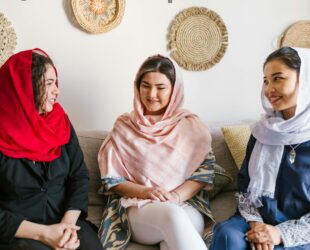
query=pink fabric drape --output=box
[98,56,211,191]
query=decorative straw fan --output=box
[0,12,17,66]
[169,7,228,71]
[71,0,125,34]
[280,20,310,48]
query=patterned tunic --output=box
[98,152,216,250]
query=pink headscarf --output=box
[98,55,211,191]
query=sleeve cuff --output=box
[276,224,289,247]
[100,176,126,193]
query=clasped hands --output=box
[141,186,180,203]
[246,221,282,250]
[40,223,80,250]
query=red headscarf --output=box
[0,48,70,161]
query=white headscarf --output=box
[248,47,310,207]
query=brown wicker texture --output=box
[169,7,228,71]
[71,0,125,34]
[280,20,310,48]
[0,12,17,66]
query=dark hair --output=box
[264,47,301,75]
[32,53,54,112]
[135,55,176,89]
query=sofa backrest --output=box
[78,131,108,207]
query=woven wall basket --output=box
[168,7,228,71]
[280,20,310,48]
[71,0,125,34]
[0,12,17,66]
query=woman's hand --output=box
[141,186,172,201]
[58,228,80,250]
[252,243,274,250]
[40,223,80,250]
[247,222,282,247]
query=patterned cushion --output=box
[209,163,233,200]
[221,125,251,169]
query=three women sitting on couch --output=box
[2,46,310,250]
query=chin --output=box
[45,106,54,113]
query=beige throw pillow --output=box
[221,125,251,169]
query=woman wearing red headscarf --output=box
[0,49,102,250]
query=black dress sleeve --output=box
[0,206,24,243]
[64,124,89,219]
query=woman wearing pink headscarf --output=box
[98,55,215,250]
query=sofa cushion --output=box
[210,191,237,222]
[221,125,251,169]
[88,205,104,228]
[78,132,108,206]
[208,120,254,191]
[209,163,233,200]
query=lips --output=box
[48,98,56,105]
[147,99,160,104]
[268,96,282,104]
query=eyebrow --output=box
[45,78,56,81]
[141,81,168,86]
[263,72,283,78]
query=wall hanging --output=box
[280,20,310,48]
[71,0,125,34]
[0,12,17,66]
[168,7,228,71]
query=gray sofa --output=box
[77,121,247,249]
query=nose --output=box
[149,87,157,98]
[52,83,59,95]
[264,82,274,96]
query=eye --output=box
[263,79,268,85]
[274,76,284,81]
[141,83,150,88]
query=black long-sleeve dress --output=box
[0,124,102,250]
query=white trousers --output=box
[127,202,208,250]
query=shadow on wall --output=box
[62,0,83,32]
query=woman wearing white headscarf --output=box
[211,47,310,250]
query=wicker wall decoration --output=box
[168,7,228,71]
[0,12,17,66]
[280,20,310,48]
[71,0,125,34]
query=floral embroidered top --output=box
[238,135,310,248]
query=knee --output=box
[157,203,189,227]
[211,221,246,248]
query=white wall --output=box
[1,0,309,131]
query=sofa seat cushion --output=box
[210,191,237,222]
[126,243,159,250]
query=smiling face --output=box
[139,72,173,115]
[263,59,299,120]
[38,64,59,114]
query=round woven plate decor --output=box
[71,0,125,34]
[280,20,310,48]
[0,12,17,66]
[169,7,228,71]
